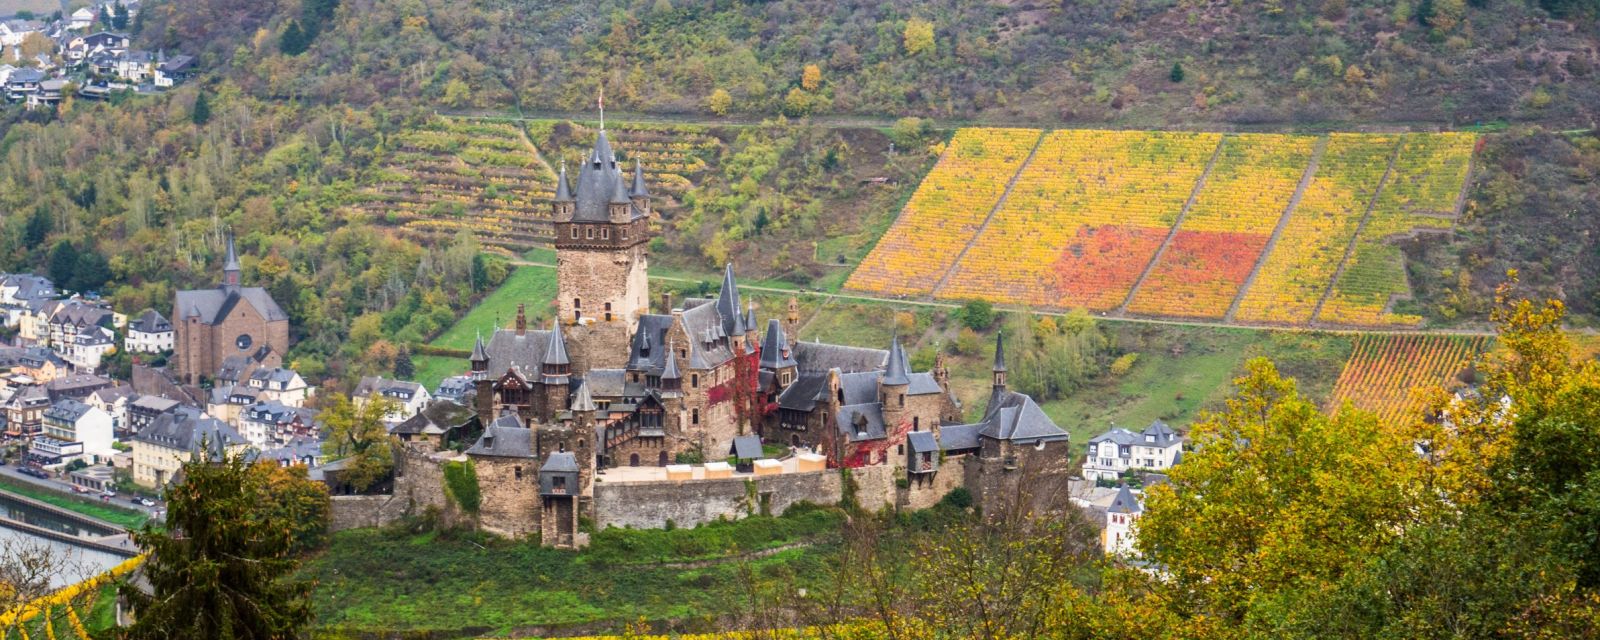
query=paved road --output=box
[0,458,165,518]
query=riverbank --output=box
[0,475,148,530]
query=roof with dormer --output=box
[570,130,648,223]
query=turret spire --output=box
[554,161,573,201]
[883,335,910,386]
[222,232,241,288]
[631,158,649,197]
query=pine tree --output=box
[192,90,211,125]
[279,20,307,55]
[1170,61,1185,83]
[394,347,415,379]
[119,452,313,639]
[23,208,51,247]
[97,5,110,28]
[111,2,128,30]
[47,241,78,289]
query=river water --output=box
[0,491,131,588]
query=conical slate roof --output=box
[661,349,681,380]
[715,264,740,337]
[1108,485,1142,515]
[470,331,488,362]
[570,380,596,412]
[543,321,570,366]
[760,319,796,369]
[572,130,638,222]
[882,336,911,386]
[993,331,1007,373]
[554,162,573,202]
[631,158,649,197]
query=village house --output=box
[64,31,127,62]
[1081,420,1183,482]
[125,394,180,436]
[125,308,173,353]
[129,406,247,488]
[1104,484,1145,557]
[0,19,45,61]
[3,67,43,101]
[45,373,113,402]
[236,400,316,447]
[0,273,56,327]
[153,53,193,87]
[252,435,324,469]
[26,77,64,109]
[29,398,114,466]
[15,347,68,382]
[86,385,137,435]
[41,298,118,352]
[245,366,312,407]
[64,324,116,370]
[434,375,474,404]
[353,376,431,424]
[2,384,48,438]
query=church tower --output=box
[553,126,651,373]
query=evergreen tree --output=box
[1170,61,1185,83]
[393,347,415,379]
[111,2,128,30]
[97,5,110,28]
[23,208,51,247]
[47,241,78,289]
[192,91,212,126]
[279,20,308,55]
[119,451,313,639]
[68,251,111,293]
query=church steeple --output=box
[992,331,1008,394]
[222,233,241,288]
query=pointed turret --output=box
[554,161,573,202]
[630,158,649,197]
[760,319,796,370]
[715,264,741,336]
[992,331,1008,395]
[609,168,632,205]
[470,331,489,374]
[660,348,682,393]
[570,380,596,413]
[544,320,570,368]
[882,335,911,387]
[222,233,241,288]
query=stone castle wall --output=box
[900,457,968,511]
[593,469,843,530]
[327,446,457,533]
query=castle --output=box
[404,126,1075,547]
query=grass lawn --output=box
[299,507,843,637]
[411,354,464,391]
[0,477,148,530]
[432,267,560,352]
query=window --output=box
[574,298,581,309]
[897,444,904,455]
[570,227,578,239]
[692,409,700,425]
[585,227,594,239]
[622,229,628,240]
[514,466,523,480]
[898,394,904,407]
[913,416,920,431]
[691,374,698,388]
[601,228,610,240]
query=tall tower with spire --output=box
[552,122,652,373]
[222,233,241,289]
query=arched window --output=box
[578,440,585,450]
[629,453,640,467]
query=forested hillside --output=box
[134,0,1600,126]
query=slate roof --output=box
[46,300,113,329]
[44,398,94,423]
[679,300,735,370]
[543,321,570,366]
[130,395,179,413]
[89,386,136,405]
[157,54,193,73]
[128,308,170,333]
[1088,420,1181,450]
[540,451,579,473]
[1108,485,1143,515]
[882,337,911,386]
[569,130,647,223]
[907,430,939,454]
[759,319,796,370]
[793,342,886,374]
[730,434,763,460]
[907,372,943,396]
[6,68,43,84]
[483,327,552,379]
[570,380,596,412]
[938,424,981,452]
[465,414,535,458]
[975,390,1070,443]
[836,402,886,442]
[391,399,471,436]
[45,374,111,400]
[248,367,302,387]
[584,369,634,399]
[1,273,55,301]
[133,407,245,452]
[625,314,675,374]
[435,375,474,400]
[174,286,288,325]
[354,376,424,400]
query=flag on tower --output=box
[598,85,605,130]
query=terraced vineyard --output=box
[550,122,723,203]
[1329,334,1490,424]
[941,129,1220,309]
[353,117,558,252]
[847,128,1477,328]
[846,128,1043,296]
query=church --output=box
[171,236,290,386]
[453,125,1076,547]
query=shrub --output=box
[443,460,481,515]
[956,299,995,331]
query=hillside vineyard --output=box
[1330,334,1490,425]
[848,129,1477,328]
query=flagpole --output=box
[599,84,605,131]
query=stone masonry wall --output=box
[594,469,842,530]
[328,446,457,533]
[901,456,968,511]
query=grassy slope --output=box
[0,477,148,530]
[413,266,560,389]
[299,509,842,636]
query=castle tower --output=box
[879,336,912,432]
[785,297,800,349]
[760,319,798,391]
[539,320,571,421]
[660,347,684,435]
[470,331,491,422]
[554,126,651,373]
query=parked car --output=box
[71,484,91,494]
[138,498,155,507]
